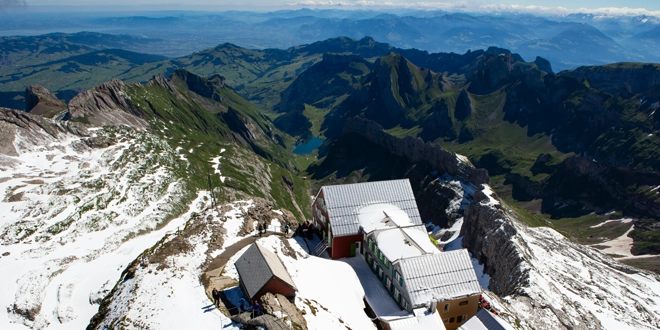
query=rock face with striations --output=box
[67,79,149,130]
[0,108,90,161]
[369,53,418,127]
[462,186,660,329]
[25,84,68,119]
[343,117,489,186]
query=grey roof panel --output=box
[458,309,515,330]
[234,243,297,299]
[323,179,422,237]
[398,249,481,306]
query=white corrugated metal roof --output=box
[375,225,437,262]
[384,307,447,330]
[398,249,481,306]
[322,179,422,237]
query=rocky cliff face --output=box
[467,52,515,94]
[170,69,226,102]
[561,64,660,94]
[67,78,149,130]
[343,117,489,186]
[462,186,660,329]
[0,108,88,157]
[25,84,68,119]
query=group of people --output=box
[257,222,291,236]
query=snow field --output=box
[0,126,203,329]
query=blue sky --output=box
[16,0,660,12]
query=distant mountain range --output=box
[1,9,660,71]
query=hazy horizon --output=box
[1,0,660,16]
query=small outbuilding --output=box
[234,243,297,302]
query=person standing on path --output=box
[211,288,220,307]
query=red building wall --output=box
[331,234,363,259]
[253,277,297,301]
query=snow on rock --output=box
[480,184,499,207]
[463,187,660,330]
[589,218,633,229]
[92,210,239,330]
[0,125,200,330]
[508,225,660,329]
[209,148,227,183]
[223,235,377,330]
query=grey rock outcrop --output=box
[0,108,89,156]
[25,84,68,119]
[343,117,489,186]
[462,185,660,329]
[68,79,149,130]
[170,69,226,102]
[260,293,307,330]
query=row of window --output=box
[443,314,468,324]
[367,238,392,269]
[365,251,409,311]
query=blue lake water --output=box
[293,136,324,155]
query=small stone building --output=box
[235,243,297,302]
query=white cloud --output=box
[286,0,660,18]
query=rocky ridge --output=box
[343,117,489,186]
[67,79,149,130]
[462,187,660,329]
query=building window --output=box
[385,276,391,289]
[459,300,469,306]
[443,319,449,324]
[449,317,455,323]
[443,303,450,313]
[458,314,467,323]
[402,300,408,309]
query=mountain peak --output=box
[25,84,67,119]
